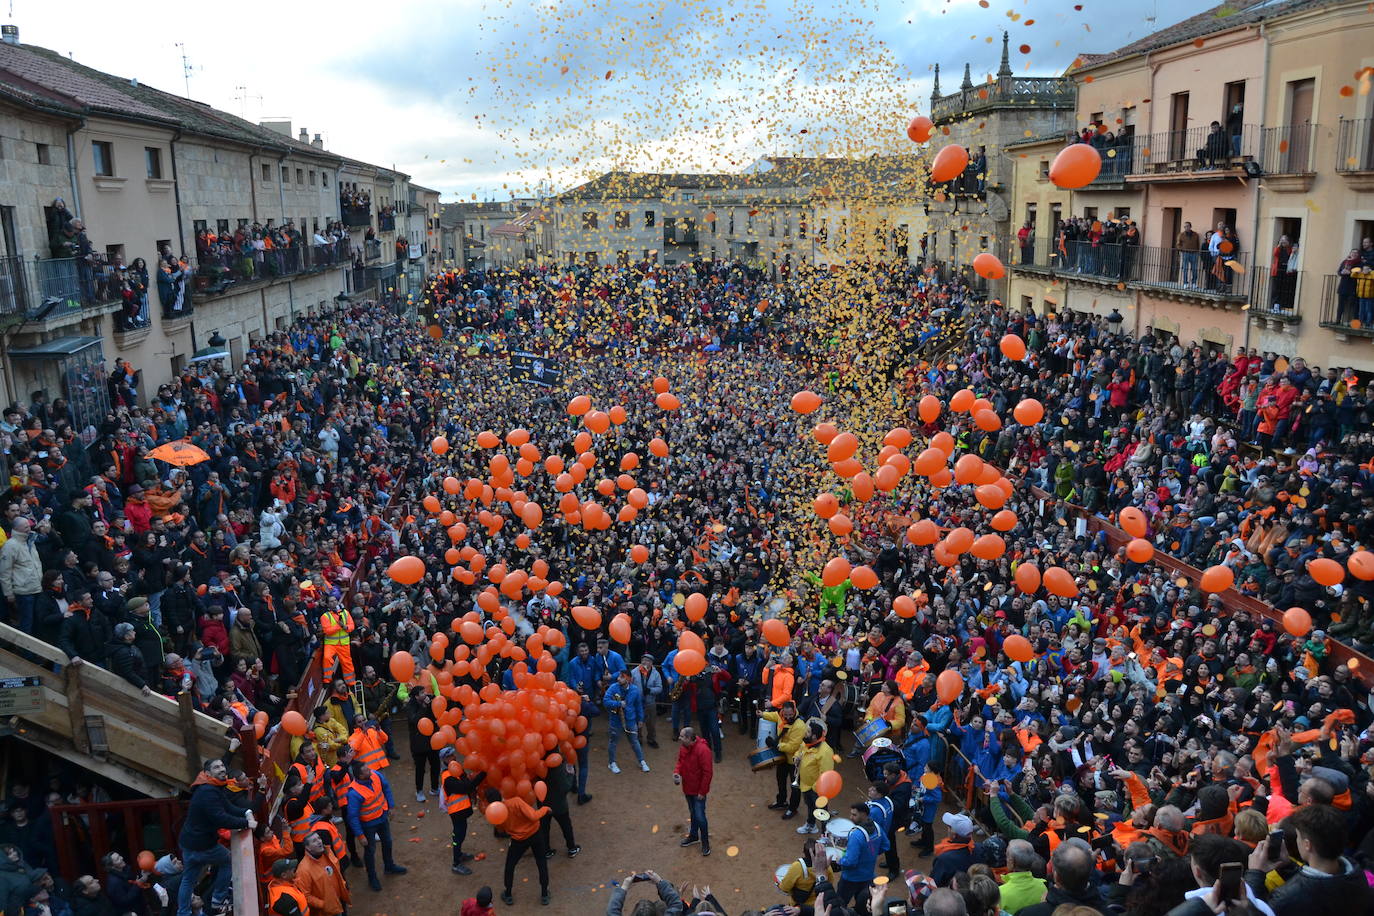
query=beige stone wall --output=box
[0,108,75,259]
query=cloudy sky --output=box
[10,0,1199,200]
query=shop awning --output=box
[6,335,103,359]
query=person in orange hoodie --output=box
[486,787,551,907]
[295,831,350,916]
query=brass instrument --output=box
[669,674,688,701]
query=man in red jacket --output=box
[674,726,714,856]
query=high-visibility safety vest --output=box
[292,760,325,804]
[328,764,351,810]
[288,801,316,843]
[309,815,347,861]
[267,878,308,915]
[349,772,388,822]
[322,610,352,646]
[442,786,472,815]
[349,727,388,770]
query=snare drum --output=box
[774,864,789,887]
[825,817,856,847]
[855,718,891,747]
[749,746,784,771]
[756,716,778,749]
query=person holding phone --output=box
[1168,834,1275,916]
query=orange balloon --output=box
[850,566,879,589]
[674,649,706,677]
[970,534,1005,560]
[1118,507,1148,539]
[1350,551,1374,581]
[476,430,500,449]
[571,605,602,630]
[815,770,843,799]
[485,801,509,825]
[388,556,425,585]
[930,431,956,455]
[913,448,946,477]
[1282,606,1312,637]
[972,253,1005,280]
[907,519,939,546]
[1308,558,1345,587]
[1043,566,1078,597]
[827,432,859,464]
[422,495,441,514]
[828,513,854,536]
[893,595,916,618]
[1049,142,1103,189]
[973,409,1002,432]
[137,850,157,872]
[930,143,969,183]
[1003,634,1033,663]
[875,464,901,492]
[791,390,823,414]
[851,472,875,503]
[949,389,975,413]
[943,526,974,555]
[990,510,1018,532]
[282,710,308,736]
[918,395,942,424]
[762,618,791,648]
[813,493,840,519]
[975,484,1007,510]
[655,392,681,411]
[678,631,706,656]
[1014,563,1041,594]
[567,395,591,416]
[884,427,914,448]
[999,334,1027,361]
[1013,398,1044,426]
[620,452,640,472]
[684,593,708,622]
[431,436,449,455]
[935,669,963,705]
[1126,538,1155,563]
[906,115,934,143]
[585,411,611,434]
[631,544,649,564]
[648,437,669,458]
[932,542,957,567]
[389,650,415,682]
[608,405,628,426]
[823,556,852,587]
[954,454,984,485]
[418,717,435,736]
[609,613,632,644]
[812,422,839,445]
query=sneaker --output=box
[369,878,382,892]
[647,740,659,748]
[702,843,711,857]
[680,836,699,847]
[415,791,426,803]
[429,788,440,797]
[501,891,514,906]
[568,845,582,858]
[767,801,787,810]
[577,794,593,806]
[384,865,407,875]
[545,848,557,859]
[797,823,819,834]
[608,762,621,774]
[639,760,650,773]
[541,892,551,906]
[458,852,475,863]
[781,809,797,820]
[452,864,472,875]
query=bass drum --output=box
[840,679,865,715]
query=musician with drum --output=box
[761,700,807,818]
[852,680,906,758]
[776,838,837,906]
[794,719,836,835]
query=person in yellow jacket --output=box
[777,838,837,906]
[311,704,350,767]
[320,605,356,688]
[761,700,808,818]
[794,719,835,834]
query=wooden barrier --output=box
[49,797,187,881]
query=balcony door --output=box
[1285,78,1314,172]
[1169,92,1190,164]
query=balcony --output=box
[0,255,124,330]
[663,223,698,248]
[192,241,348,299]
[1337,118,1374,190]
[1082,138,1135,189]
[1319,272,1374,338]
[1259,123,1317,191]
[1011,238,1251,304]
[1249,269,1304,330]
[365,238,382,261]
[930,75,1075,123]
[1126,124,1261,181]
[341,200,371,228]
[378,212,396,232]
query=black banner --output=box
[509,351,563,387]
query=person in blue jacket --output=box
[910,763,944,856]
[345,759,407,892]
[903,715,933,775]
[602,669,648,773]
[837,801,885,910]
[176,758,253,916]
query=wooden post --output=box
[229,828,258,916]
[177,690,201,786]
[64,665,90,755]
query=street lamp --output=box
[207,330,226,350]
[1107,308,1124,336]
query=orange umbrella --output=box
[148,440,211,467]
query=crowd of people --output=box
[193,221,351,289]
[3,253,1374,916]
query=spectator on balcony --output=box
[158,259,189,317]
[1355,258,1374,329]
[121,258,149,330]
[1336,249,1362,324]
[1176,222,1201,289]
[1017,222,1033,265]
[1269,235,1299,314]
[1198,121,1229,169]
[46,198,75,258]
[68,220,96,304]
[1227,103,1244,157]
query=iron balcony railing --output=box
[931,76,1076,121]
[193,240,348,295]
[1127,123,1261,175]
[365,239,382,261]
[0,255,127,321]
[1260,123,1317,174]
[378,213,396,232]
[1254,268,1304,320]
[1320,271,1374,333]
[341,201,371,228]
[1011,237,1250,299]
[1337,118,1374,173]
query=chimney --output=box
[312,133,323,149]
[1,25,18,45]
[299,127,309,143]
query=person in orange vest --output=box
[894,652,929,701]
[290,742,326,808]
[345,759,406,892]
[347,714,389,772]
[320,605,356,688]
[264,858,309,916]
[325,744,362,867]
[440,750,488,875]
[306,795,349,866]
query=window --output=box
[746,211,755,234]
[145,147,163,179]
[238,218,249,229]
[156,239,171,259]
[92,141,114,177]
[192,220,208,235]
[261,163,272,181]
[582,211,598,230]
[799,218,807,240]
[105,244,124,265]
[1115,207,1131,220]
[615,211,630,229]
[281,166,289,183]
[769,214,776,237]
[216,219,230,236]
[309,170,316,186]
[322,173,328,188]
[36,143,50,165]
[644,210,656,228]
[728,211,735,235]
[585,252,598,267]
[980,236,989,250]
[1038,160,1049,180]
[783,213,791,238]
[296,168,304,185]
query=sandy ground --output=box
[353,715,936,915]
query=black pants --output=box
[883,819,901,874]
[450,813,469,866]
[413,750,440,792]
[503,832,550,894]
[737,688,761,736]
[539,808,576,851]
[774,762,800,809]
[912,820,933,853]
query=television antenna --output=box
[174,42,200,97]
[234,85,262,118]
